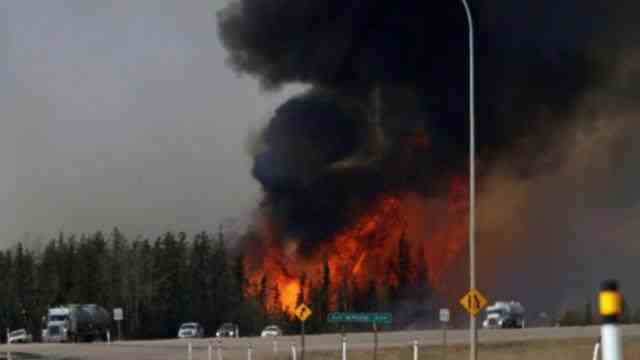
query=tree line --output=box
[5,227,628,342]
[0,228,425,342]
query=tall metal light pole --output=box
[459,0,477,360]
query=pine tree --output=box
[38,240,60,306]
[337,272,351,313]
[0,250,15,341]
[229,251,253,334]
[305,257,332,333]
[321,257,331,317]
[176,232,190,325]
[230,252,245,308]
[108,228,128,312]
[269,283,290,333]
[14,244,37,335]
[296,274,307,307]
[396,232,412,290]
[211,236,232,328]
[364,280,378,312]
[135,238,155,338]
[376,284,391,312]
[57,233,76,304]
[35,239,61,339]
[152,231,189,337]
[149,233,183,338]
[259,275,269,310]
[188,232,211,330]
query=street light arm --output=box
[460,0,474,129]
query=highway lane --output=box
[3,325,640,360]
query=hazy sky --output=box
[2,1,299,245]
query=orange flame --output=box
[245,177,469,315]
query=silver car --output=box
[178,322,204,338]
[260,325,283,337]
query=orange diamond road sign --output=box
[459,288,488,316]
[295,303,313,322]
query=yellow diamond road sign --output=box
[459,288,488,316]
[295,303,313,322]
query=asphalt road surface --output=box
[3,325,640,360]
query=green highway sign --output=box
[327,312,392,324]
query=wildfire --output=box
[280,280,301,312]
[245,178,469,315]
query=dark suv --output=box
[215,323,238,337]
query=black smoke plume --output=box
[217,0,637,249]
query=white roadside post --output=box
[412,340,419,360]
[247,343,253,360]
[273,340,278,355]
[208,340,213,360]
[440,308,450,360]
[599,280,623,360]
[341,335,347,360]
[291,342,297,360]
[188,341,193,360]
[593,339,601,360]
[113,308,124,341]
[217,338,223,360]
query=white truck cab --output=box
[43,307,71,342]
[483,301,525,329]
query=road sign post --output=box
[440,308,450,360]
[373,323,378,360]
[294,304,312,360]
[341,335,347,360]
[460,289,487,359]
[328,312,391,360]
[301,320,305,360]
[113,308,124,341]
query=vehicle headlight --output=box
[229,331,234,336]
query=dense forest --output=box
[1,228,638,342]
[0,228,420,341]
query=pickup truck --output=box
[8,329,32,344]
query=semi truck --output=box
[43,304,111,342]
[482,301,525,329]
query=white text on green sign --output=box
[327,312,392,324]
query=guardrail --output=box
[183,335,432,360]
